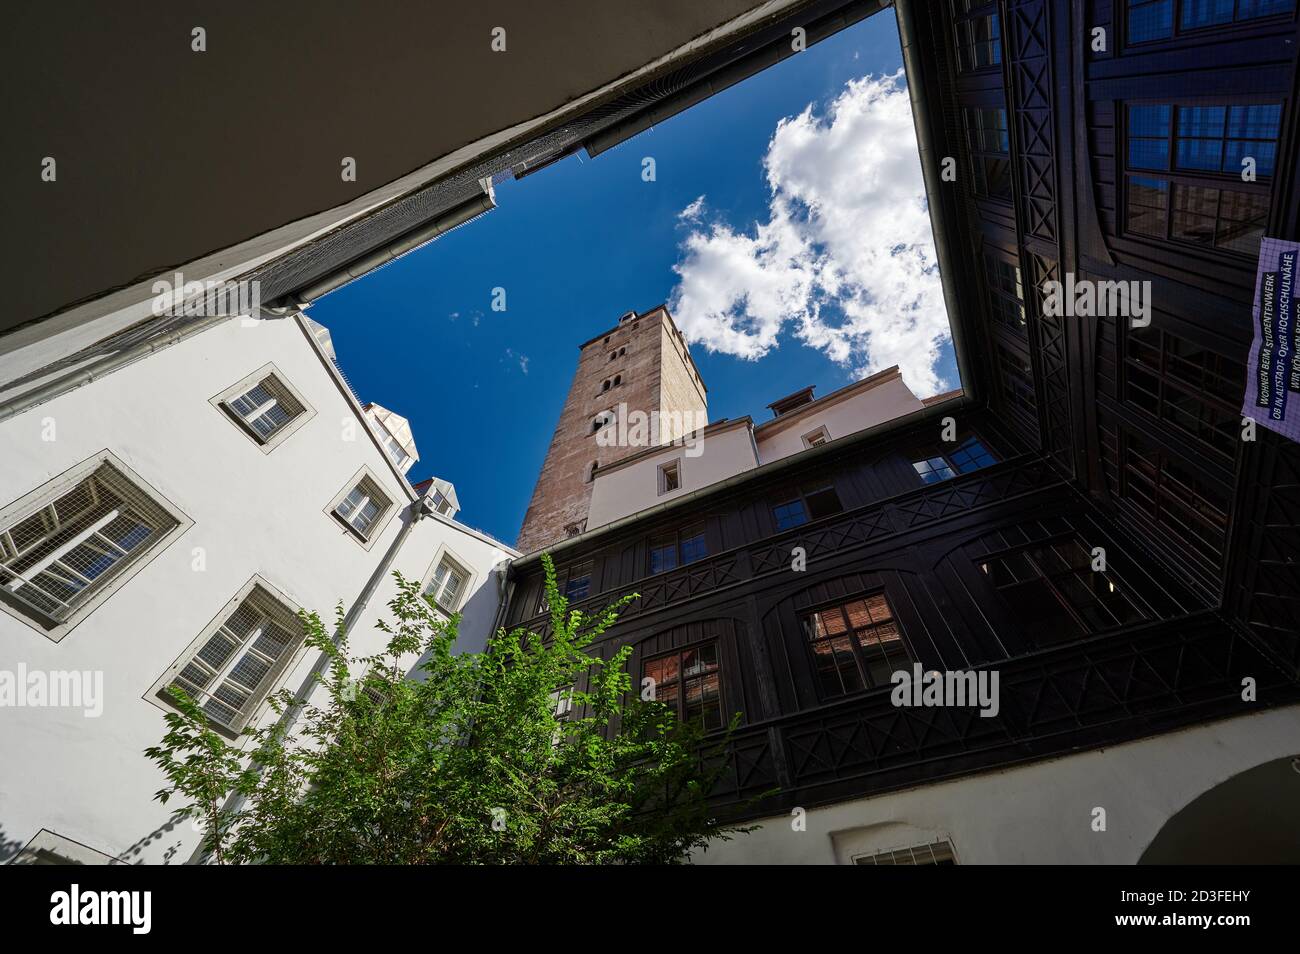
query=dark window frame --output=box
[1124,0,1296,48]
[911,436,998,485]
[801,591,914,700]
[1117,429,1230,559]
[951,0,1001,73]
[648,522,708,575]
[771,483,844,532]
[963,106,1012,201]
[1121,99,1280,258]
[978,534,1147,643]
[641,640,725,731]
[1121,326,1243,465]
[983,251,1026,335]
[536,560,594,613]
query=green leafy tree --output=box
[146,555,746,864]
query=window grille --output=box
[0,461,179,623]
[334,475,392,540]
[167,584,304,731]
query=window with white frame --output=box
[0,456,185,633]
[426,554,470,612]
[159,581,305,732]
[214,367,311,450]
[330,472,394,543]
[381,432,411,470]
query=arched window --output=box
[613,374,621,387]
[602,379,610,392]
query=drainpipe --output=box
[291,189,495,305]
[894,0,976,401]
[185,497,424,865]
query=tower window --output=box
[613,374,621,387]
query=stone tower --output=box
[515,304,707,554]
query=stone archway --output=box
[1139,757,1300,864]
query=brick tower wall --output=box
[515,305,706,554]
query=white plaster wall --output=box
[0,315,499,864]
[693,705,1300,864]
[347,513,515,660]
[586,425,758,529]
[755,375,925,465]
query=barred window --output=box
[161,581,304,732]
[426,555,470,612]
[214,366,312,451]
[330,472,394,543]
[855,840,957,865]
[803,594,912,698]
[0,456,184,631]
[643,642,723,730]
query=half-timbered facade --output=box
[501,0,1300,863]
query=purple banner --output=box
[1243,237,1300,442]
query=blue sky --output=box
[311,11,955,546]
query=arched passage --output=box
[1139,757,1300,864]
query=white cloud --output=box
[679,195,706,223]
[668,71,950,397]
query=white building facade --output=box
[0,308,513,865]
